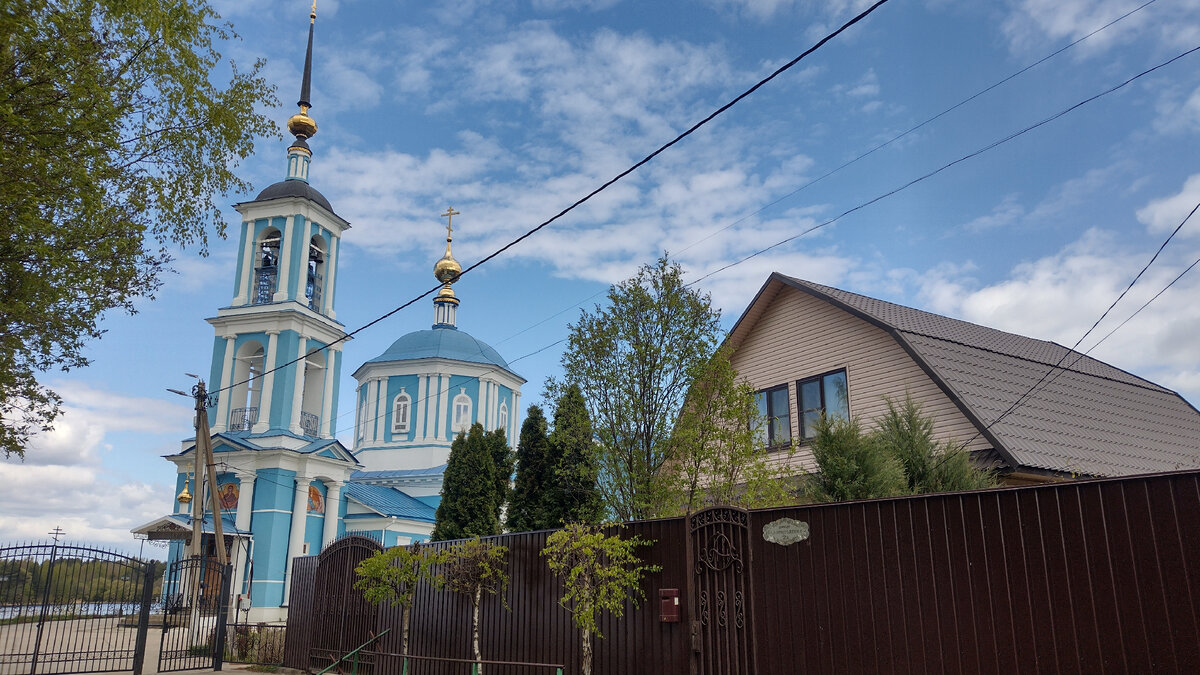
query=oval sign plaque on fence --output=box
[763,517,810,546]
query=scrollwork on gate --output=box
[695,531,744,576]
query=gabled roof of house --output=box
[728,273,1200,478]
[343,482,437,523]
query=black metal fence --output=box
[0,542,155,675]
[156,557,230,673]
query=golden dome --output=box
[177,477,193,504]
[434,251,461,284]
[288,109,318,139]
[435,283,460,304]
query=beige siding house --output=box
[727,274,1200,483]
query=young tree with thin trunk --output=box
[437,538,509,674]
[541,523,659,675]
[548,255,722,520]
[353,542,440,655]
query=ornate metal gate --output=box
[0,542,154,674]
[157,557,230,672]
[688,507,757,675]
[308,535,382,672]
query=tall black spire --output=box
[298,4,315,110]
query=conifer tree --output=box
[433,424,500,541]
[547,385,603,525]
[506,406,553,532]
[485,427,514,525]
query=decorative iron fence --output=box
[0,542,155,675]
[254,267,277,304]
[300,412,320,437]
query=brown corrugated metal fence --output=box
[285,470,1200,674]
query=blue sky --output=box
[4,0,1200,550]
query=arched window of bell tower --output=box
[306,235,326,312]
[229,341,265,431]
[300,348,326,438]
[254,228,282,304]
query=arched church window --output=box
[254,229,281,304]
[497,401,508,434]
[392,390,411,434]
[299,347,324,438]
[306,235,326,311]
[452,389,472,434]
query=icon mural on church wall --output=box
[218,482,239,510]
[308,484,324,513]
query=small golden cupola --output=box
[176,475,193,505]
[433,207,462,328]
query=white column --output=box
[324,236,339,319]
[320,346,337,438]
[365,378,378,446]
[232,472,255,597]
[491,383,499,430]
[282,473,310,602]
[322,481,342,548]
[213,336,237,433]
[274,216,295,302]
[294,222,309,301]
[252,331,279,433]
[234,221,256,305]
[435,375,449,441]
[416,374,428,442]
[289,335,307,434]
[373,377,387,443]
[477,378,488,426]
[512,392,521,448]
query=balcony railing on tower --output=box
[254,266,278,304]
[306,271,322,310]
[229,407,258,432]
[300,412,320,437]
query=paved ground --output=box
[0,616,287,675]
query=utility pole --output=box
[170,376,226,563]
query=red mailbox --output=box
[659,588,680,623]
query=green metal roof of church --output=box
[366,326,522,379]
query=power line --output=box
[207,0,895,400]
[688,44,1200,287]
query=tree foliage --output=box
[437,537,509,673]
[549,256,722,520]
[875,395,997,493]
[505,405,553,532]
[353,542,440,654]
[667,346,795,514]
[433,424,501,541]
[0,0,277,457]
[542,523,659,675]
[806,415,907,502]
[546,384,603,526]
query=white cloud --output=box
[531,0,622,10]
[964,193,1025,232]
[1001,0,1200,55]
[1153,83,1200,136]
[1137,173,1200,238]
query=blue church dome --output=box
[369,327,515,373]
[255,179,336,213]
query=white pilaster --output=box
[322,481,342,548]
[373,377,386,443]
[234,221,255,305]
[435,375,449,441]
[324,236,338,319]
[491,383,499,430]
[274,216,295,302]
[512,392,521,448]
[416,374,428,442]
[282,473,310,602]
[294,222,308,301]
[232,472,255,596]
[213,336,237,433]
[320,346,337,438]
[289,335,307,434]
[478,378,488,426]
[252,331,280,433]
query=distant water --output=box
[0,602,145,620]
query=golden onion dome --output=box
[177,477,193,504]
[434,251,461,284]
[288,109,318,139]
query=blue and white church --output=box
[132,9,523,622]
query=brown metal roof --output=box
[744,274,1200,477]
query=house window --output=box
[452,389,472,433]
[755,384,791,448]
[497,402,508,434]
[798,369,849,440]
[392,390,411,434]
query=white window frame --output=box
[392,390,412,434]
[497,401,508,433]
[452,389,472,433]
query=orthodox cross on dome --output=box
[441,206,460,242]
[310,0,317,22]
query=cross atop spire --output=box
[441,206,460,242]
